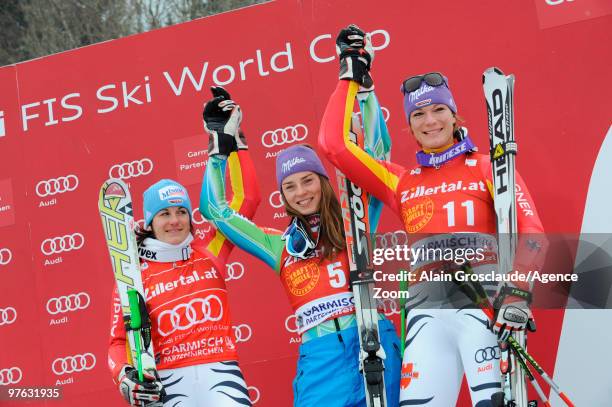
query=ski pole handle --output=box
[127,289,144,382]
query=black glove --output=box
[202,86,244,157]
[118,366,165,407]
[336,24,375,89]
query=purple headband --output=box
[276,145,328,189]
[402,77,457,122]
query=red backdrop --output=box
[0,0,610,405]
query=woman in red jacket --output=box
[319,25,547,407]
[108,90,260,407]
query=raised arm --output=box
[203,149,261,266]
[200,154,284,273]
[319,80,405,213]
[198,87,284,273]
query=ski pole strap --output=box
[490,141,517,161]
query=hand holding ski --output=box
[118,366,165,407]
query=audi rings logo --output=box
[285,314,299,334]
[191,208,212,232]
[52,353,96,375]
[40,233,85,256]
[0,367,22,385]
[233,324,252,343]
[375,230,408,250]
[108,158,154,179]
[268,191,284,209]
[380,299,400,316]
[0,307,17,326]
[35,175,79,197]
[225,262,245,281]
[261,124,308,148]
[46,292,91,315]
[0,248,12,265]
[248,386,261,404]
[474,346,500,363]
[157,295,223,337]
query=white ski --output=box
[98,179,157,378]
[483,67,528,407]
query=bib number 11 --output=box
[442,200,474,227]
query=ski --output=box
[98,179,157,380]
[337,113,387,407]
[483,67,529,407]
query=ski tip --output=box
[104,180,128,199]
[483,67,504,76]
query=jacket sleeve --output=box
[512,170,549,292]
[319,80,405,214]
[200,153,285,274]
[108,285,129,384]
[203,150,262,265]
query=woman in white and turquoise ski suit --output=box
[199,98,401,406]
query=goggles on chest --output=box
[282,217,319,259]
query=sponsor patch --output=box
[401,197,434,233]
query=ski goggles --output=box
[401,72,448,94]
[282,218,318,259]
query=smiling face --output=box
[150,206,191,245]
[409,104,456,150]
[281,171,322,216]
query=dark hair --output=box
[135,226,155,247]
[283,174,345,261]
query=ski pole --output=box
[507,336,575,407]
[452,267,576,407]
[127,289,144,381]
[399,276,407,357]
[511,344,550,406]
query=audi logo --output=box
[40,233,85,256]
[375,230,408,250]
[261,124,308,148]
[380,299,400,316]
[0,307,17,326]
[248,385,261,404]
[108,158,154,179]
[233,324,252,343]
[0,367,22,385]
[268,191,284,209]
[52,353,96,375]
[35,174,79,197]
[285,314,299,334]
[46,292,91,315]
[225,262,245,281]
[474,346,501,363]
[0,248,12,265]
[157,295,223,337]
[192,208,213,233]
